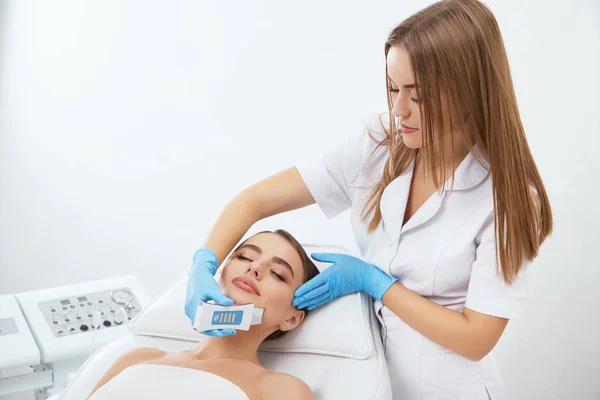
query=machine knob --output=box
[92,311,101,329]
[80,324,89,332]
[103,320,112,327]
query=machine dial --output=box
[110,289,133,305]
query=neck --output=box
[416,131,470,180]
[191,327,271,365]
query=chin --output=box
[401,134,423,149]
[224,285,258,306]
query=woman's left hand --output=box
[292,253,397,310]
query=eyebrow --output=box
[387,76,417,88]
[237,244,295,278]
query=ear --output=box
[277,310,305,332]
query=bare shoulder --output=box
[258,371,314,400]
[126,347,167,360]
[113,346,167,368]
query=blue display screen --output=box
[211,310,243,325]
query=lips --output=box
[400,123,418,134]
[232,276,260,296]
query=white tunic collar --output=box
[379,144,490,242]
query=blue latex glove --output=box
[184,248,236,337]
[292,253,397,310]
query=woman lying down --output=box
[87,230,319,400]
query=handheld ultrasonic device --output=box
[192,302,264,332]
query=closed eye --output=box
[271,270,286,282]
[237,255,253,262]
[388,87,418,103]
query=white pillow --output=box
[129,245,374,360]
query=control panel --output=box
[38,288,142,337]
[15,275,149,364]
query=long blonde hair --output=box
[362,0,553,284]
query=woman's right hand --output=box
[184,248,236,337]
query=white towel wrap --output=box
[88,363,250,400]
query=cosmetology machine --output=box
[0,276,149,399]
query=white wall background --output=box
[1,1,598,399]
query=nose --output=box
[247,261,265,280]
[391,90,410,119]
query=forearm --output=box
[381,283,501,361]
[203,167,316,264]
[203,189,261,265]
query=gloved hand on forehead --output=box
[292,253,397,310]
[184,248,236,337]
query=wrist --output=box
[367,265,398,303]
[192,248,219,276]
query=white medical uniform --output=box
[296,116,529,400]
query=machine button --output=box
[53,320,58,325]
[80,324,89,332]
[70,305,75,309]
[87,302,92,306]
[62,307,68,310]
[80,303,85,307]
[64,318,70,322]
[69,327,76,332]
[51,308,56,312]
[98,300,104,304]
[103,320,111,327]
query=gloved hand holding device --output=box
[184,248,236,337]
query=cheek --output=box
[220,262,244,281]
[260,284,295,317]
[266,284,294,304]
[412,105,422,128]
